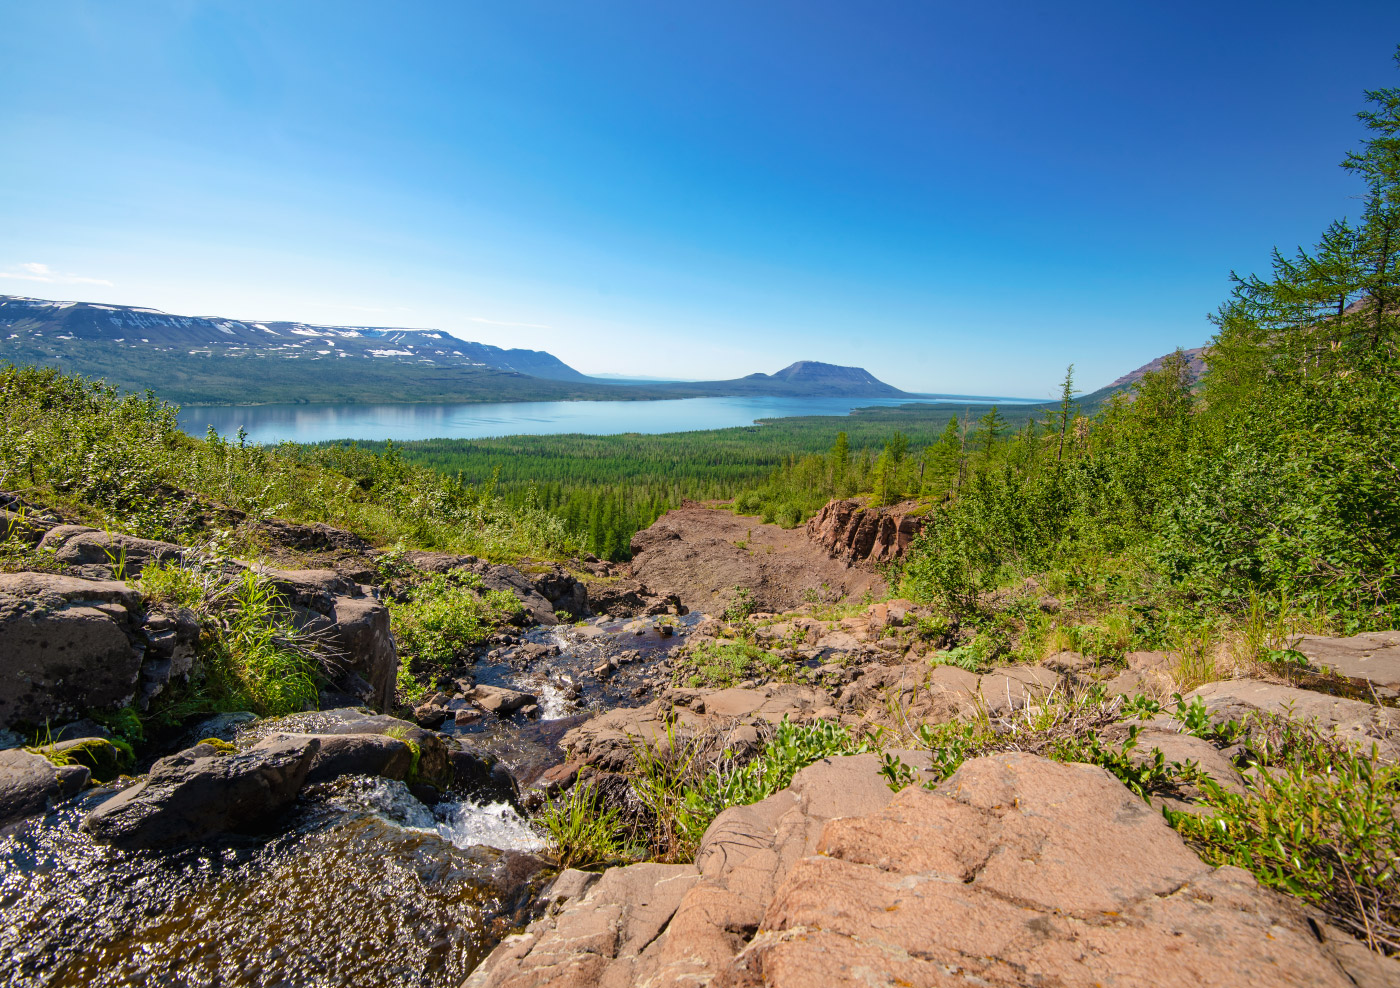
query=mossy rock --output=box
[32,736,134,781]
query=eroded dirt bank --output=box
[627,502,886,616]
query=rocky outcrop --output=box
[0,747,90,828]
[0,573,148,728]
[260,568,398,710]
[628,505,886,616]
[38,526,187,579]
[804,497,925,563]
[1184,679,1400,755]
[467,753,1394,988]
[82,735,320,848]
[1294,630,1400,699]
[250,707,514,802]
[403,551,577,625]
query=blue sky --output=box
[3,2,1400,396]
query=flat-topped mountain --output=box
[0,295,586,381]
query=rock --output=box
[473,564,559,625]
[726,753,1384,988]
[467,684,538,717]
[449,748,519,804]
[0,507,52,546]
[467,753,928,988]
[41,736,131,780]
[1042,649,1090,673]
[412,701,450,729]
[529,567,588,618]
[0,572,146,729]
[1294,631,1400,698]
[978,664,1059,716]
[463,862,701,988]
[1185,679,1400,754]
[136,606,200,705]
[260,568,398,710]
[81,735,319,848]
[804,497,926,563]
[402,550,479,573]
[299,733,414,786]
[37,527,186,578]
[0,747,90,828]
[176,711,257,749]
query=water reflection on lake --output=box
[178,394,1027,444]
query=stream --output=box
[0,614,698,988]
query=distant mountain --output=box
[635,360,911,398]
[1,293,916,405]
[0,295,587,381]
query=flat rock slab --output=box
[731,753,1389,988]
[465,862,700,988]
[1186,679,1400,756]
[1295,631,1400,696]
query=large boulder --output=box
[467,753,1396,988]
[298,733,414,786]
[1294,630,1400,699]
[400,552,561,624]
[81,735,319,849]
[0,573,146,729]
[0,747,90,828]
[728,754,1388,988]
[259,568,398,710]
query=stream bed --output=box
[0,613,697,988]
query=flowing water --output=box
[0,614,697,988]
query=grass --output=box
[0,363,587,563]
[538,781,628,869]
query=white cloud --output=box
[0,262,114,287]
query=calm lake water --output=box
[178,395,1026,444]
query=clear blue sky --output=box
[3,2,1400,396]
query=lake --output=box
[177,395,1026,444]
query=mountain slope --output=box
[1077,346,1207,408]
[0,295,588,380]
[1,294,914,404]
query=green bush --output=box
[388,571,522,672]
[679,639,785,688]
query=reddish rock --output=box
[804,498,925,564]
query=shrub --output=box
[388,571,522,672]
[679,639,785,688]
